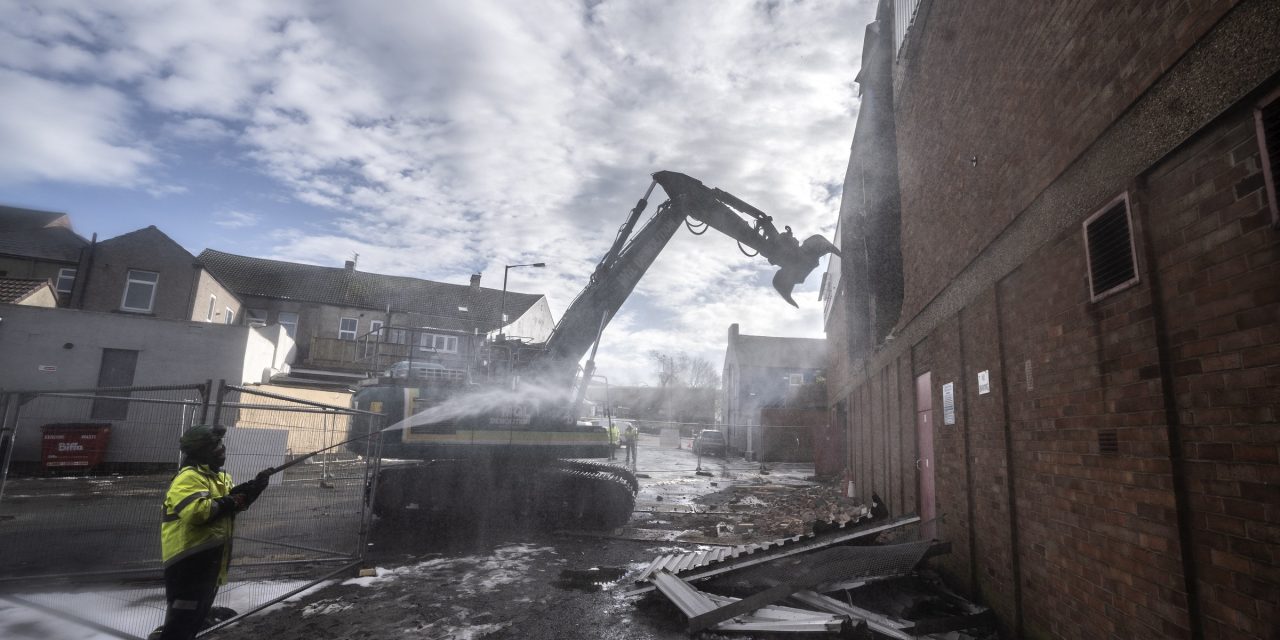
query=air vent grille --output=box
[1098,430,1119,455]
[1084,197,1138,300]
[1260,96,1279,225]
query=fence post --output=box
[211,379,227,426]
[198,379,213,424]
[0,393,26,504]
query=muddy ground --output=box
[212,435,869,640]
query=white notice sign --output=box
[978,370,990,395]
[942,382,956,425]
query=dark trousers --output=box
[626,442,636,464]
[159,547,223,640]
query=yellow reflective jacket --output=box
[161,464,235,584]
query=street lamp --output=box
[498,262,545,341]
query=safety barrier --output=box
[0,381,382,640]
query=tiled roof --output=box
[197,249,544,332]
[0,205,69,231]
[0,226,88,262]
[733,334,827,369]
[0,277,52,303]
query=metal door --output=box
[914,372,936,539]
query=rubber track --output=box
[538,465,636,530]
[560,459,640,494]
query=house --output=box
[198,249,553,383]
[74,226,244,324]
[721,323,825,460]
[0,205,88,305]
[0,278,57,307]
[823,1,1279,638]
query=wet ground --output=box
[210,434,865,640]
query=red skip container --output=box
[41,423,112,473]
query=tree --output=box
[648,351,721,389]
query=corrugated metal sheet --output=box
[894,0,924,56]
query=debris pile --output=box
[625,515,996,638]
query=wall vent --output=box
[1256,86,1280,227]
[1098,430,1119,455]
[1083,194,1138,301]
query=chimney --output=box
[728,323,739,342]
[470,273,481,292]
[344,259,355,271]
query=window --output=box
[55,268,76,295]
[278,312,299,339]
[91,348,138,420]
[1083,193,1139,301]
[225,307,235,325]
[419,332,459,353]
[789,373,804,386]
[207,295,217,322]
[339,317,358,340]
[246,309,268,326]
[1256,86,1280,226]
[387,328,408,344]
[369,320,384,339]
[120,270,159,312]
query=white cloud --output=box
[4,0,873,385]
[214,210,260,229]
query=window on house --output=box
[225,307,235,325]
[1083,194,1139,301]
[120,270,159,313]
[278,312,299,339]
[789,373,804,386]
[387,328,408,344]
[369,320,384,339]
[1256,87,1280,226]
[207,295,217,322]
[246,309,267,326]
[91,348,138,420]
[419,332,459,353]
[339,317,358,340]
[55,268,76,295]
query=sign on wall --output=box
[978,370,990,395]
[942,382,956,425]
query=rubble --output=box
[627,515,995,638]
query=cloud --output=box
[214,210,260,229]
[5,0,873,385]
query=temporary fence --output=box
[0,381,382,640]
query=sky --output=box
[0,0,874,386]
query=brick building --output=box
[722,323,826,460]
[0,205,87,305]
[824,1,1278,638]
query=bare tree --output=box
[648,351,721,389]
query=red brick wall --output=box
[896,0,1239,322]
[1142,107,1279,639]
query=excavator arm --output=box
[536,171,838,386]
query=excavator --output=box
[347,171,837,530]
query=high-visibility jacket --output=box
[608,423,619,446]
[161,464,235,584]
[624,426,638,444]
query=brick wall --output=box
[895,0,1239,323]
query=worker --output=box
[607,419,619,461]
[156,425,268,640]
[623,423,638,465]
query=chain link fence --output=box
[0,381,381,639]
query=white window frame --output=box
[369,320,384,339]
[207,294,217,322]
[418,332,459,353]
[225,307,235,325]
[55,268,76,295]
[339,317,359,340]
[120,270,159,313]
[789,373,804,386]
[246,308,268,326]
[277,312,299,339]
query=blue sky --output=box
[0,0,874,385]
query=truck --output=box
[347,170,837,530]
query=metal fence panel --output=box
[0,382,382,640]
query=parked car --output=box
[692,429,726,457]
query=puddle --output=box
[553,566,627,592]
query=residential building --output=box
[721,323,825,459]
[823,1,1278,638]
[74,226,243,324]
[198,250,552,382]
[0,278,57,307]
[0,205,88,306]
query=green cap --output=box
[180,424,225,457]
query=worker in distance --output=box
[154,424,269,640]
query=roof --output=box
[198,249,544,332]
[0,226,88,262]
[0,277,54,304]
[0,205,70,231]
[731,334,827,370]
